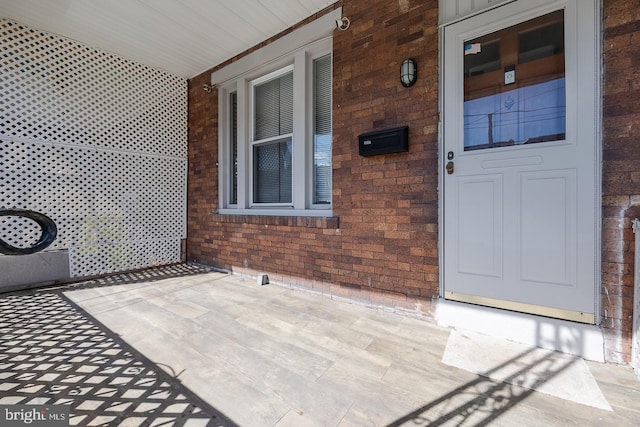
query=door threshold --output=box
[444,291,595,324]
[436,298,605,362]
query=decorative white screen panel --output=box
[0,19,187,277]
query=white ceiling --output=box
[0,0,338,78]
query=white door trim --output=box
[436,299,605,362]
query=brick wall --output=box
[187,0,440,315]
[187,70,217,264]
[188,0,639,363]
[330,0,440,299]
[601,0,640,364]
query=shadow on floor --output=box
[386,346,578,427]
[56,263,219,292]
[0,266,237,426]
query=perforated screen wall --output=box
[0,19,187,277]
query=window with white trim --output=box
[252,67,294,204]
[218,38,332,216]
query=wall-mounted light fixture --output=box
[335,16,350,31]
[203,84,213,93]
[400,58,417,87]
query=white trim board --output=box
[436,299,605,362]
[211,7,342,86]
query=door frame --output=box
[437,0,602,323]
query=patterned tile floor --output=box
[0,272,236,427]
[2,265,639,426]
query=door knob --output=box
[446,161,454,175]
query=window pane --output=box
[230,92,238,204]
[253,140,292,204]
[314,54,332,204]
[463,10,565,151]
[464,41,500,77]
[254,72,293,140]
[519,21,564,64]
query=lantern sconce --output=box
[400,58,417,88]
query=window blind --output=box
[230,92,238,204]
[254,72,293,140]
[313,54,332,204]
[253,140,292,203]
[253,71,294,204]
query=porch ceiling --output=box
[0,0,338,78]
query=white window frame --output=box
[249,65,295,208]
[213,10,339,217]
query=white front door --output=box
[442,0,599,323]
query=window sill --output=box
[213,212,339,229]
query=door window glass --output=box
[463,10,565,151]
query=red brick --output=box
[187,0,640,365]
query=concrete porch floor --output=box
[1,264,639,426]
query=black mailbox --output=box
[358,126,408,157]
